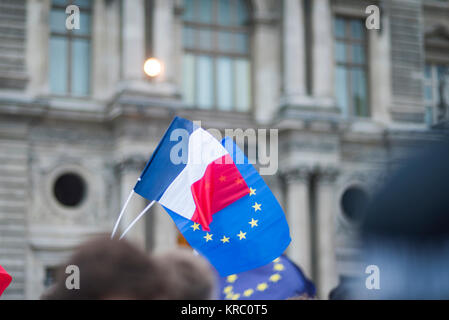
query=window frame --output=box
[43,266,59,288]
[334,15,370,118]
[49,0,93,97]
[424,62,449,124]
[182,0,252,112]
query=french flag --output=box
[0,265,12,297]
[134,117,249,231]
[132,117,291,275]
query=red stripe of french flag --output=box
[0,265,12,297]
[157,127,249,231]
[191,153,250,231]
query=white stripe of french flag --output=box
[158,128,249,231]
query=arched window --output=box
[182,0,251,112]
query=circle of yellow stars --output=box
[188,185,262,245]
[185,182,284,300]
[223,257,284,300]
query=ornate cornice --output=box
[280,166,312,183]
[116,155,148,173]
[316,166,340,184]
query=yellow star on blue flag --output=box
[219,255,316,300]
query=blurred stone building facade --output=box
[0,0,448,299]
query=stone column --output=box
[282,0,307,101]
[311,0,334,107]
[284,168,312,277]
[92,0,108,99]
[103,0,121,98]
[172,0,185,90]
[152,202,178,253]
[369,8,392,124]
[153,0,175,83]
[118,157,147,249]
[26,0,51,96]
[315,168,338,299]
[252,7,281,124]
[265,174,284,209]
[122,0,146,81]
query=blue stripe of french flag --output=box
[133,117,249,231]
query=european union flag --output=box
[164,136,291,276]
[219,255,316,300]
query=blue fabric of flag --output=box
[219,255,316,300]
[164,137,291,276]
[134,116,196,201]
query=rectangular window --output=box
[183,54,196,105]
[49,0,92,97]
[334,17,369,117]
[424,63,449,125]
[217,57,233,111]
[182,0,251,112]
[196,55,214,109]
[235,59,251,112]
[44,266,59,288]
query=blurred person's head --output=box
[42,235,167,300]
[156,249,217,299]
[329,276,364,300]
[358,138,449,299]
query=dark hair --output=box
[362,138,449,239]
[42,235,167,300]
[359,138,449,299]
[156,249,216,300]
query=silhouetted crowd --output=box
[42,236,217,300]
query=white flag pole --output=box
[111,189,135,239]
[119,200,155,240]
